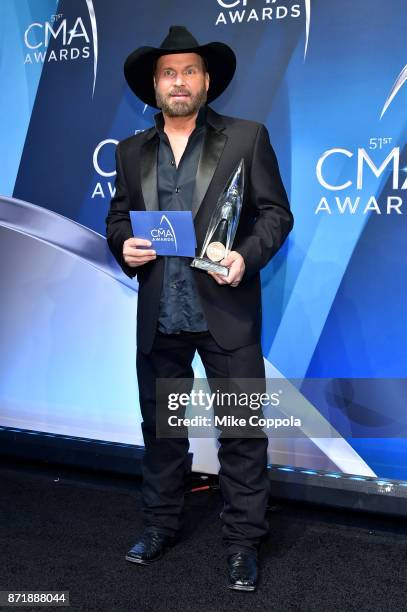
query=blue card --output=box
[130,210,196,257]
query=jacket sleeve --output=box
[105,143,137,279]
[234,124,294,280]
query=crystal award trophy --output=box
[191,159,244,276]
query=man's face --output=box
[154,52,210,117]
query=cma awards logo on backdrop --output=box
[91,132,143,198]
[315,144,405,215]
[23,0,98,96]
[214,0,311,58]
[214,0,305,25]
[315,64,407,216]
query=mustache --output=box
[169,88,191,96]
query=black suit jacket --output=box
[106,107,293,354]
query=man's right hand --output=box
[123,237,156,268]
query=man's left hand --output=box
[208,251,245,287]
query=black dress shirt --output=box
[155,106,208,334]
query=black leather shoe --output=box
[227,551,258,591]
[125,529,177,565]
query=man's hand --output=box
[123,237,156,267]
[208,250,245,287]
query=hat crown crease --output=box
[160,26,199,50]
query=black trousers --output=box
[136,329,270,554]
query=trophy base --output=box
[190,257,229,276]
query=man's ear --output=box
[205,72,210,92]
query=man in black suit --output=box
[106,25,293,591]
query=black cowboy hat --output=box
[124,25,236,108]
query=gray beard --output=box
[155,87,207,117]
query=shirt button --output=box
[170,282,178,289]
[175,187,180,193]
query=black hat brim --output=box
[124,42,236,108]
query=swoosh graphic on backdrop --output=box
[85,0,98,97]
[262,358,377,477]
[380,64,407,119]
[0,196,135,289]
[304,0,311,60]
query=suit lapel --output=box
[140,135,159,211]
[191,124,227,219]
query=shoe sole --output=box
[125,551,164,565]
[125,541,178,566]
[228,583,256,592]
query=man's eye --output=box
[164,70,174,77]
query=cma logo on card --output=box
[151,216,178,250]
[23,0,98,96]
